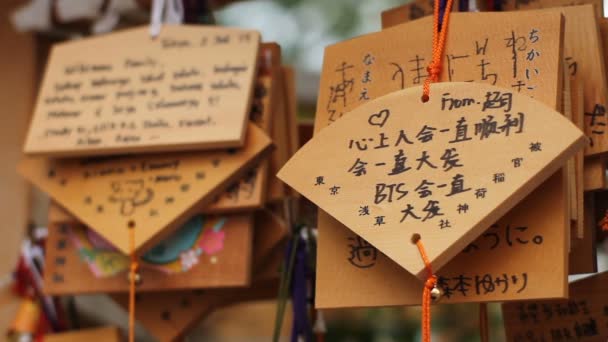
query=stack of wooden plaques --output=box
[279,0,606,328]
[272,0,608,339]
[17,26,298,340]
[481,0,608,339]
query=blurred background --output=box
[2,0,608,341]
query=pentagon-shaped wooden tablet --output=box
[278,82,585,279]
[19,123,272,254]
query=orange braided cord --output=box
[416,239,437,342]
[422,0,455,101]
[128,226,138,342]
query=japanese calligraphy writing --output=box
[310,8,575,309]
[347,235,378,268]
[278,80,585,278]
[463,223,543,252]
[322,24,551,128]
[437,272,528,298]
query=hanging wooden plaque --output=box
[47,204,289,259]
[19,123,272,254]
[110,209,287,341]
[24,25,260,157]
[503,272,608,341]
[43,214,253,294]
[280,82,584,278]
[314,10,573,307]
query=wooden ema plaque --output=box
[502,272,608,341]
[45,326,122,342]
[110,210,288,341]
[383,0,585,240]
[19,123,272,254]
[313,10,574,307]
[24,25,260,157]
[323,11,563,128]
[43,214,252,294]
[280,82,585,278]
[44,202,289,277]
[316,174,570,307]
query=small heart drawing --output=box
[368,109,390,128]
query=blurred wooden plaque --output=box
[19,124,272,254]
[503,272,608,341]
[110,209,288,341]
[24,26,260,156]
[44,214,253,294]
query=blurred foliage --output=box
[216,0,404,72]
[324,303,506,341]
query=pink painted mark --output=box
[199,229,225,255]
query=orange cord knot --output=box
[425,275,438,290]
[421,0,454,102]
[426,64,441,81]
